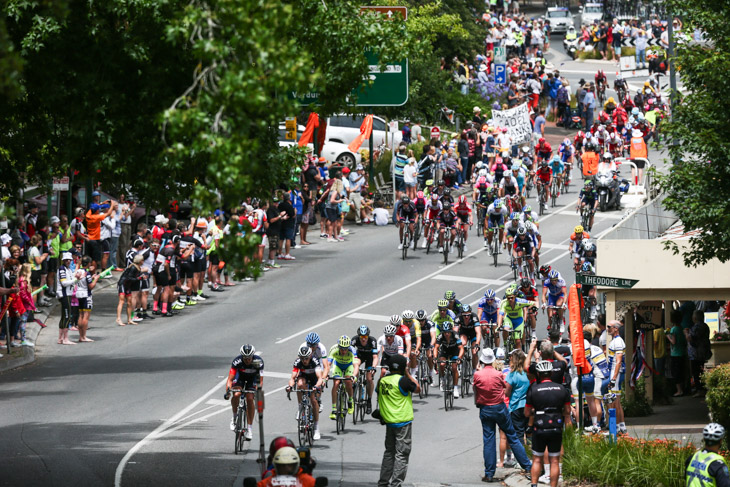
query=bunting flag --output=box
[347,114,373,153]
[568,284,591,375]
[298,113,319,148]
[630,330,646,387]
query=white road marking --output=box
[539,242,567,250]
[346,312,392,322]
[432,275,506,285]
[205,399,230,406]
[263,371,294,379]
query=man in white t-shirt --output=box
[411,123,422,143]
[373,203,390,226]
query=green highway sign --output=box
[577,274,639,288]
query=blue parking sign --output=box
[495,64,507,84]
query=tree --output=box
[659,0,730,266]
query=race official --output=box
[686,423,730,487]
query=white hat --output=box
[479,64,487,72]
[473,106,481,113]
[356,164,364,171]
[632,129,643,137]
[154,214,166,223]
[495,347,506,360]
[480,348,495,364]
[0,234,11,245]
[61,252,73,261]
[50,216,61,224]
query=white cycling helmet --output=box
[402,310,415,320]
[478,169,488,177]
[389,314,402,325]
[384,324,397,336]
[703,423,726,443]
[535,360,553,374]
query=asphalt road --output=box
[0,53,669,487]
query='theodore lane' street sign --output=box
[576,274,639,288]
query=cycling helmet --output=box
[461,304,472,313]
[443,202,452,211]
[501,127,508,133]
[551,155,561,163]
[240,344,255,357]
[539,264,551,276]
[703,423,726,443]
[338,335,351,348]
[441,322,454,333]
[415,309,428,321]
[584,179,594,187]
[358,325,370,337]
[389,314,402,325]
[581,262,594,273]
[574,225,584,234]
[171,234,181,244]
[416,191,424,199]
[535,360,554,374]
[520,277,531,288]
[477,176,487,185]
[511,164,520,171]
[510,212,519,221]
[444,290,456,300]
[431,193,439,200]
[616,73,623,80]
[458,195,468,205]
[273,446,300,476]
[402,309,415,320]
[563,138,572,146]
[478,169,488,178]
[539,137,546,144]
[637,113,645,122]
[505,284,517,296]
[425,179,434,187]
[484,289,496,300]
[437,299,449,308]
[305,332,320,346]
[299,346,313,358]
[525,221,534,232]
[584,242,595,253]
[517,227,526,236]
[476,161,485,169]
[548,270,560,279]
[401,196,411,204]
[521,146,530,153]
[384,324,397,336]
[577,130,585,138]
[438,179,445,186]
[523,205,532,213]
[540,159,548,167]
[522,156,531,165]
[443,188,452,196]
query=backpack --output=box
[557,87,569,105]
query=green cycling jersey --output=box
[499,298,536,319]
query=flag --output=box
[298,113,319,148]
[630,331,646,387]
[568,284,591,375]
[347,114,373,153]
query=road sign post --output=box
[576,274,639,288]
[494,64,507,85]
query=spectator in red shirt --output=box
[473,347,532,482]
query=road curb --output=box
[0,274,119,374]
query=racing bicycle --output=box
[286,387,316,446]
[461,343,477,397]
[329,376,354,435]
[402,220,413,260]
[440,358,459,412]
[225,386,250,455]
[417,347,432,399]
[353,367,371,424]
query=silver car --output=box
[546,7,574,34]
[578,3,604,27]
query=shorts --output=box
[331,363,354,379]
[633,158,646,169]
[179,262,195,279]
[280,225,296,242]
[296,373,319,388]
[47,257,58,273]
[30,270,42,287]
[194,257,207,273]
[547,293,564,307]
[609,372,625,395]
[405,181,416,188]
[209,253,220,266]
[140,277,150,291]
[233,377,260,392]
[101,238,111,254]
[381,353,395,370]
[267,234,280,251]
[460,326,477,342]
[358,355,374,369]
[154,271,169,287]
[394,177,406,192]
[504,315,524,334]
[168,269,178,284]
[118,281,132,296]
[325,206,340,222]
[457,213,470,224]
[77,297,92,312]
[438,352,460,361]
[420,335,432,348]
[488,215,504,229]
[481,311,498,324]
[532,430,563,457]
[87,239,102,263]
[130,279,141,292]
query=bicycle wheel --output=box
[402,234,409,260]
[425,226,432,254]
[443,240,449,265]
[447,369,454,409]
[307,404,315,446]
[413,222,421,250]
[421,357,430,398]
[298,403,308,447]
[418,358,425,399]
[443,370,451,411]
[461,358,472,397]
[234,404,246,454]
[352,382,361,425]
[337,387,346,434]
[457,232,464,259]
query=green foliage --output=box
[621,378,654,417]
[658,0,730,266]
[563,429,697,487]
[704,363,730,447]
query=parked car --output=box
[578,3,604,27]
[546,7,575,34]
[277,124,362,168]
[326,114,402,151]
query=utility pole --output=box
[666,14,679,164]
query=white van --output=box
[326,114,402,151]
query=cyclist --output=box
[490,156,509,184]
[413,191,427,220]
[440,187,455,206]
[498,284,536,351]
[595,69,607,99]
[391,313,412,356]
[437,201,458,254]
[614,74,629,101]
[397,196,417,251]
[541,270,567,334]
[478,289,502,347]
[582,331,610,434]
[351,325,379,414]
[525,221,542,268]
[535,138,552,164]
[685,424,730,487]
[415,309,437,383]
[573,131,586,153]
[577,180,598,231]
[300,332,330,379]
[605,130,623,158]
[286,346,324,440]
[486,198,508,254]
[499,171,521,213]
[513,227,535,280]
[505,212,525,254]
[522,204,539,228]
[423,193,443,248]
[454,195,473,252]
[579,262,598,324]
[548,155,564,198]
[518,277,540,341]
[327,335,360,419]
[510,164,527,209]
[430,299,456,336]
[225,344,264,439]
[434,322,464,398]
[535,160,553,207]
[377,324,405,375]
[581,240,597,269]
[401,310,420,375]
[569,225,591,271]
[456,304,481,372]
[444,290,463,316]
[474,178,494,242]
[558,139,574,188]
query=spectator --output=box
[653,321,667,377]
[85,201,116,270]
[361,191,374,223]
[70,208,88,248]
[533,109,546,147]
[348,164,367,225]
[100,207,116,273]
[265,198,285,267]
[0,259,24,347]
[583,84,596,131]
[505,349,530,448]
[300,185,313,245]
[473,347,532,482]
[277,192,296,261]
[25,203,39,237]
[75,256,101,342]
[28,234,50,307]
[401,121,411,144]
[411,122,422,143]
[116,253,144,326]
[373,200,390,226]
[117,194,135,271]
[403,156,418,200]
[457,132,470,183]
[56,252,76,344]
[687,310,712,397]
[635,29,648,69]
[393,145,408,202]
[109,201,122,271]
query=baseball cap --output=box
[0,234,11,246]
[196,218,208,228]
[91,191,100,197]
[317,157,327,164]
[480,348,496,364]
[50,216,60,224]
[389,354,407,374]
[356,164,364,171]
[342,167,350,174]
[89,203,101,212]
[495,347,506,360]
[154,214,166,223]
